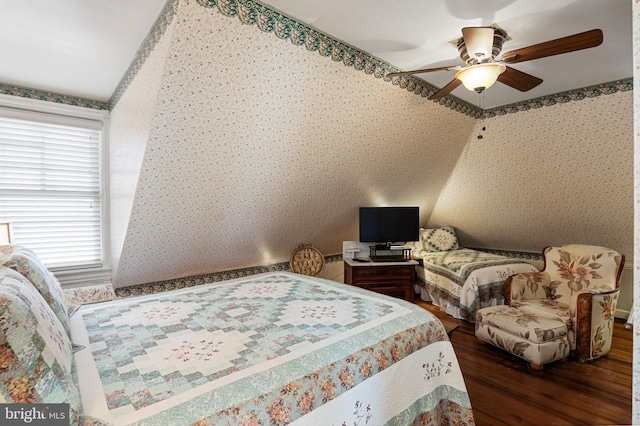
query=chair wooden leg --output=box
[529,362,544,371]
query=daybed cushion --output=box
[420,226,460,252]
[0,245,71,336]
[0,266,82,424]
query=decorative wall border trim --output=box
[195,0,484,117]
[0,0,178,111]
[0,83,109,110]
[195,0,633,118]
[109,0,179,109]
[114,248,542,295]
[483,78,634,118]
[115,253,343,297]
[0,0,632,115]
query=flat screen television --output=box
[359,206,419,248]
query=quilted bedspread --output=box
[415,249,538,322]
[70,272,474,425]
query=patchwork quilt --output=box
[70,272,474,425]
[415,249,538,322]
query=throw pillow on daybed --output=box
[420,227,460,252]
[0,266,83,425]
[0,245,71,336]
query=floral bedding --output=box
[0,249,99,425]
[413,248,538,322]
[70,272,475,425]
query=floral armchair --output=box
[475,244,624,369]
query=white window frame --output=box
[0,94,111,285]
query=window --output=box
[0,96,110,283]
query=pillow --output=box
[0,245,11,265]
[0,266,82,424]
[420,227,460,252]
[0,245,71,336]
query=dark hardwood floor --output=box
[414,300,633,426]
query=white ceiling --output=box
[0,0,632,108]
[0,0,167,102]
[261,0,632,108]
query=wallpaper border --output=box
[195,0,632,118]
[195,0,483,117]
[113,247,542,295]
[484,78,633,118]
[114,254,343,297]
[0,0,632,116]
[0,82,109,110]
[0,0,179,111]
[109,0,179,109]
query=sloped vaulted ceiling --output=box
[109,0,632,288]
[109,0,477,287]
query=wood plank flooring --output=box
[414,300,633,426]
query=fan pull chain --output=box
[477,92,486,140]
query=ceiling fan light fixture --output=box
[455,63,506,93]
[460,27,495,64]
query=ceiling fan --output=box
[386,27,603,100]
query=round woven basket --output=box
[289,243,325,276]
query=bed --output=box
[0,244,475,426]
[411,227,540,322]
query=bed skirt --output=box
[415,282,504,321]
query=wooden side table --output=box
[343,258,417,301]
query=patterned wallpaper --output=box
[0,0,631,417]
[109,0,635,289]
[110,0,179,108]
[108,19,176,277]
[428,90,633,259]
[1,0,634,412]
[110,0,476,288]
[632,2,639,424]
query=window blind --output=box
[0,116,102,269]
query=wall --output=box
[109,0,476,288]
[109,20,175,277]
[631,1,639,423]
[109,0,633,290]
[429,90,633,261]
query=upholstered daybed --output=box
[411,227,540,322]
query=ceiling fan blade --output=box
[501,29,603,64]
[428,79,462,100]
[387,65,461,78]
[461,27,495,62]
[497,66,543,92]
